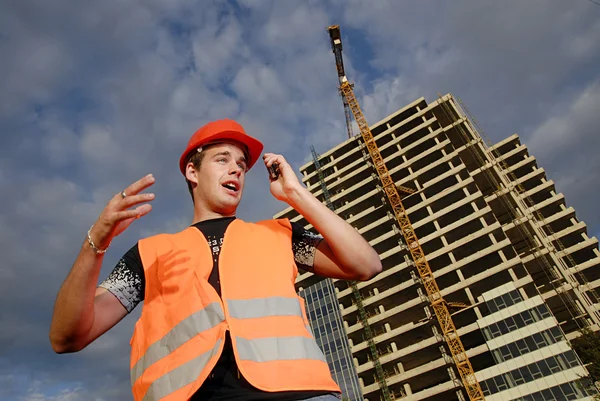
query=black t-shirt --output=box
[100,217,335,401]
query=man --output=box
[50,119,382,401]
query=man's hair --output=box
[185,151,206,203]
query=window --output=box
[506,316,518,331]
[512,368,525,385]
[513,313,525,328]
[497,321,509,335]
[522,310,535,325]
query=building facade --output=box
[274,94,600,400]
[299,278,363,401]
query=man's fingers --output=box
[120,193,155,209]
[136,203,152,217]
[112,205,153,237]
[123,174,155,197]
[113,204,152,222]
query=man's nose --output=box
[229,164,242,176]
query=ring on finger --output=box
[121,191,127,199]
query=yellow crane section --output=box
[327,25,485,401]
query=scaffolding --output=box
[436,94,600,332]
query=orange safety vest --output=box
[130,218,341,401]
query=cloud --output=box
[0,0,598,400]
[528,79,600,230]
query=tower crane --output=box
[326,25,485,401]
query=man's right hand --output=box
[89,174,155,251]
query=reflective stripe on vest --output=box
[228,296,324,363]
[131,302,225,386]
[227,296,302,319]
[142,339,222,401]
[236,336,326,363]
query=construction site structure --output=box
[327,25,482,401]
[274,90,600,400]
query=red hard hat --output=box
[179,119,264,175]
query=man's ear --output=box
[186,163,199,184]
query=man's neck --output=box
[192,207,235,225]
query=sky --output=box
[1,0,599,399]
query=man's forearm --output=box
[286,186,382,279]
[49,239,104,353]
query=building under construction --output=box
[273,93,600,401]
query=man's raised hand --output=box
[88,174,155,251]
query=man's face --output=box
[188,141,248,215]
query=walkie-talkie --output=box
[268,163,280,180]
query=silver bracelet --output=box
[87,225,111,254]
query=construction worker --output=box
[49,119,382,401]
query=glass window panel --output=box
[523,310,535,325]
[517,339,529,354]
[533,333,546,347]
[512,368,525,385]
[520,366,532,382]
[497,320,509,335]
[491,324,502,338]
[551,386,564,399]
[538,359,551,376]
[506,316,518,331]
[540,388,555,401]
[495,375,508,391]
[513,313,526,328]
[508,343,520,358]
[525,336,537,351]
[560,383,577,399]
[481,381,491,396]
[487,379,498,394]
[546,356,561,373]
[565,351,579,367]
[511,290,523,303]
[493,348,504,363]
[550,327,563,341]
[529,362,543,379]
[482,326,492,341]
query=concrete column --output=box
[396,361,404,374]
[404,383,412,396]
[391,342,398,352]
[440,235,449,247]
[385,323,391,333]
[379,305,385,314]
[508,268,518,281]
[464,287,476,305]
[373,288,380,296]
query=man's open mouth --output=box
[222,182,239,192]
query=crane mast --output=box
[328,27,354,139]
[326,25,485,401]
